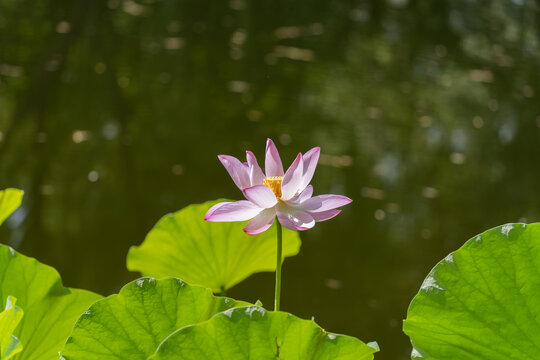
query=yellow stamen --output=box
[263,176,283,199]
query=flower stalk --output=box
[274,222,283,311]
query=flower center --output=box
[263,176,283,199]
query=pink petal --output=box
[300,147,320,190]
[290,185,313,204]
[265,138,284,177]
[310,209,341,222]
[218,155,251,190]
[244,208,276,235]
[281,153,304,201]
[205,201,261,222]
[246,151,265,186]
[276,204,315,231]
[300,194,352,212]
[243,185,278,208]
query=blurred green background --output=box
[1,0,539,358]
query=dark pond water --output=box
[1,0,540,358]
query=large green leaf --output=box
[404,223,540,359]
[0,244,102,360]
[0,296,23,360]
[150,305,379,360]
[127,200,302,292]
[0,189,23,226]
[60,277,249,360]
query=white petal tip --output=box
[243,228,260,235]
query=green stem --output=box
[220,286,226,297]
[274,221,283,311]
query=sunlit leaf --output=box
[0,296,23,360]
[0,244,102,360]
[126,200,302,292]
[150,305,379,360]
[3,335,22,360]
[404,223,540,359]
[0,189,23,227]
[60,277,249,360]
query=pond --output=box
[1,0,539,358]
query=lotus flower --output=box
[205,139,352,235]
